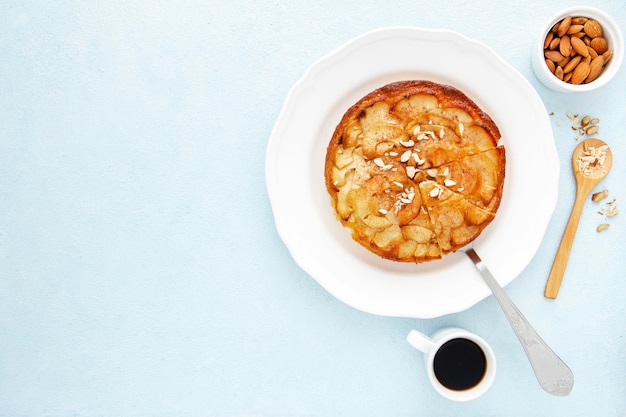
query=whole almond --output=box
[585,56,605,83]
[564,72,573,83]
[558,16,572,37]
[571,61,590,84]
[572,17,588,25]
[563,55,582,74]
[602,49,613,63]
[590,37,608,54]
[571,36,589,57]
[544,31,554,49]
[566,24,584,35]
[555,66,564,81]
[545,50,566,63]
[549,37,561,50]
[545,59,556,74]
[583,19,602,38]
[559,36,572,57]
[587,46,599,59]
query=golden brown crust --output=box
[324,80,505,263]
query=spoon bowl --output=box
[544,139,612,299]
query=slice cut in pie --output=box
[418,181,496,255]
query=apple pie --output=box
[324,80,505,263]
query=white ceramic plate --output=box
[266,27,559,318]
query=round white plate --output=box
[266,27,559,318]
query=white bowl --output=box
[532,6,624,93]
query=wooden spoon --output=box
[545,138,612,299]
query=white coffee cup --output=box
[407,327,496,401]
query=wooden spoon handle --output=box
[544,191,588,299]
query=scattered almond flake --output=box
[406,166,417,179]
[382,164,394,171]
[389,151,399,157]
[428,120,433,125]
[400,139,415,147]
[440,167,449,176]
[392,181,404,188]
[413,125,421,135]
[378,208,388,215]
[596,223,610,232]
[444,179,457,187]
[400,197,412,204]
[426,168,438,177]
[439,128,445,139]
[581,115,591,127]
[565,111,600,141]
[458,123,464,135]
[417,133,429,141]
[457,187,465,192]
[591,189,608,202]
[400,150,412,163]
[373,157,385,167]
[598,198,618,218]
[333,180,339,186]
[606,199,618,217]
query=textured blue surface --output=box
[1,1,625,416]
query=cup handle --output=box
[407,330,435,353]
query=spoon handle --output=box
[466,248,574,396]
[544,187,588,299]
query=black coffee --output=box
[433,338,487,391]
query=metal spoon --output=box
[464,247,574,396]
[544,138,612,299]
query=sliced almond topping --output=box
[373,157,385,167]
[429,187,441,198]
[444,179,457,187]
[426,168,438,177]
[413,152,426,165]
[400,139,415,147]
[400,150,412,162]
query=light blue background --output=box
[1,1,625,416]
